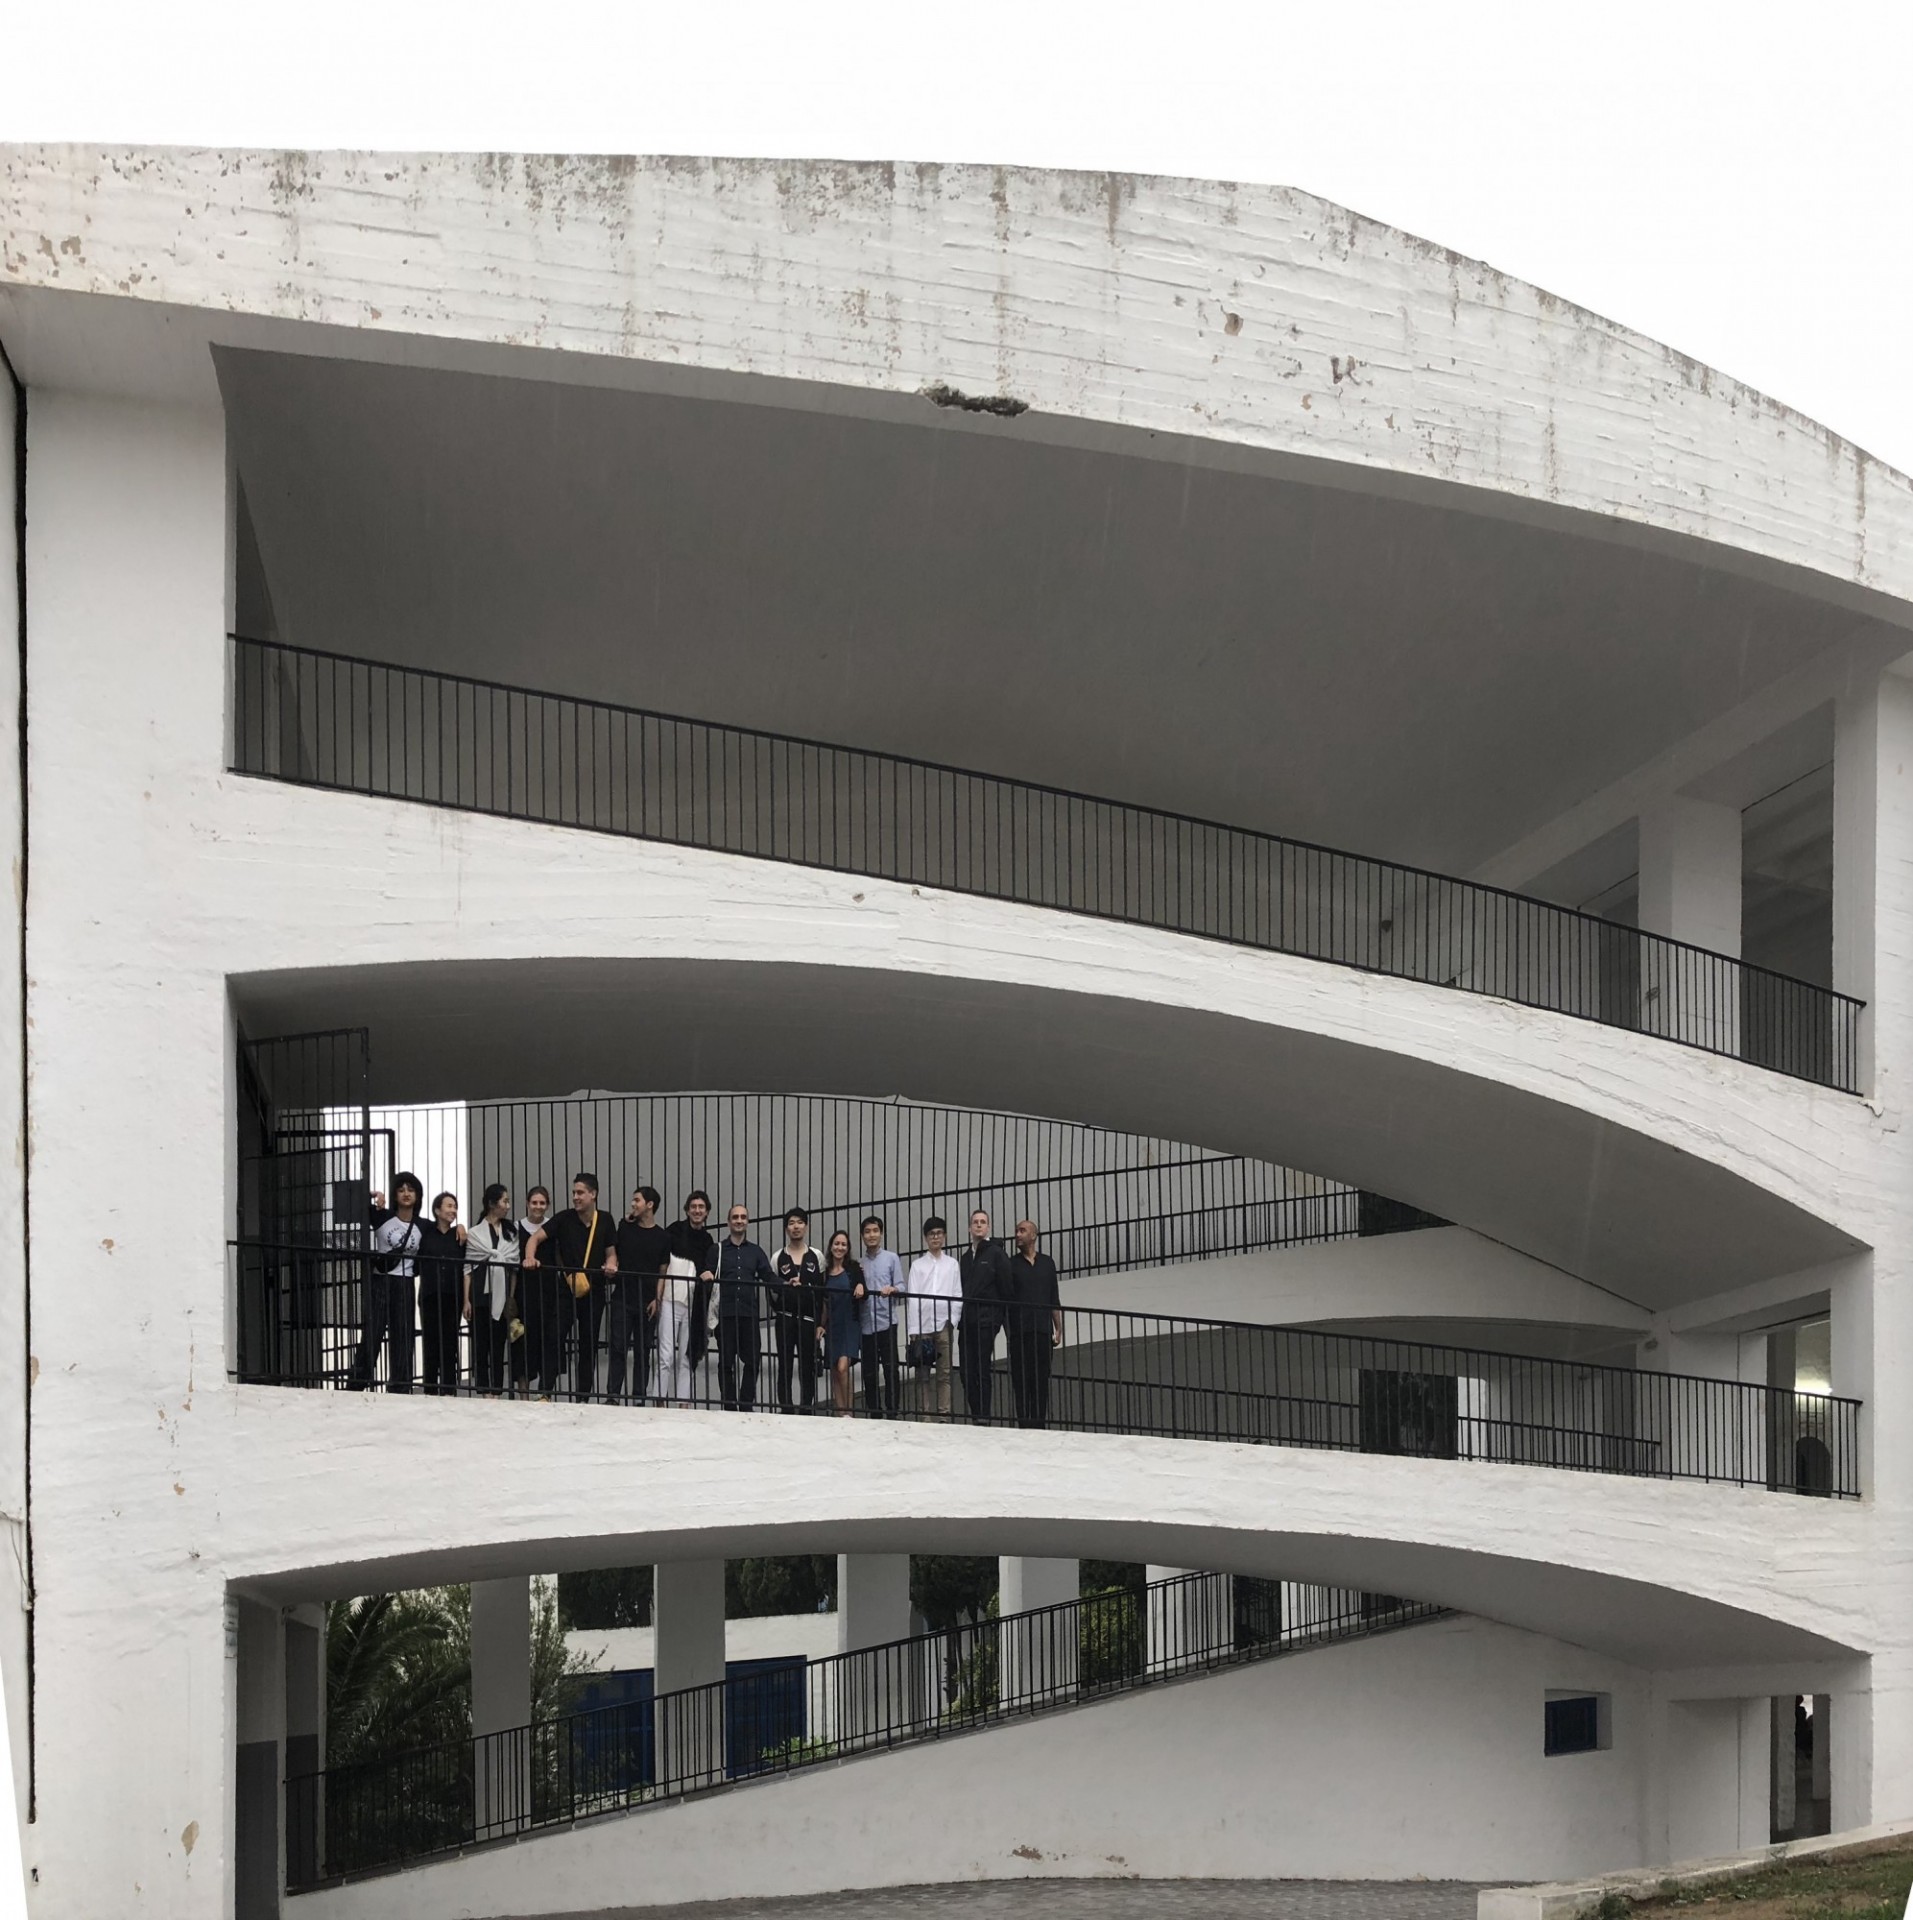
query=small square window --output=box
[1545,1691,1610,1755]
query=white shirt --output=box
[371,1213,421,1277]
[465,1218,519,1319]
[904,1252,963,1334]
[662,1252,698,1310]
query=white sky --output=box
[7,0,1911,475]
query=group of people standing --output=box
[348,1173,1065,1428]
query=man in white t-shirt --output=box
[903,1215,963,1419]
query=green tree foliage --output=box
[326,1588,471,1769]
[728,1556,837,1618]
[1079,1560,1145,1599]
[321,1582,589,1876]
[1077,1586,1144,1689]
[327,1582,588,1764]
[909,1554,998,1633]
[557,1565,653,1629]
[558,1558,840,1629]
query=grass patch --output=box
[1613,1840,1913,1920]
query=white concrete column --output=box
[26,393,233,1917]
[0,365,26,1855]
[469,1577,531,1837]
[653,1560,726,1790]
[1737,1697,1771,1849]
[998,1557,1078,1704]
[1638,797,1741,1052]
[835,1554,914,1742]
[1145,1565,1231,1674]
[283,1605,325,1887]
[233,1597,285,1920]
[1771,1695,1796,1837]
[1832,666,1913,1825]
[836,1553,911,1654]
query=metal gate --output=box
[234,1027,372,1385]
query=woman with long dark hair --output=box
[817,1229,866,1418]
[463,1184,521,1396]
[416,1191,468,1395]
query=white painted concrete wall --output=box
[4,148,1910,618]
[0,355,27,1850]
[295,1615,1661,1917]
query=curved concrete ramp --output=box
[225,803,1877,1309]
[230,1397,1875,1669]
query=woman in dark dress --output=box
[818,1229,866,1418]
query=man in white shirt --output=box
[903,1215,963,1419]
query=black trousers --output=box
[603,1280,648,1403]
[523,1269,568,1392]
[568,1283,604,1400]
[860,1326,900,1418]
[418,1275,461,1395]
[473,1308,514,1393]
[719,1313,760,1411]
[959,1303,1000,1424]
[1011,1318,1054,1429]
[773,1312,819,1411]
[350,1271,415,1391]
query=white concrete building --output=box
[0,143,1909,1917]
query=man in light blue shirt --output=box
[858,1214,904,1418]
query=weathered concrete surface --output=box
[2,146,1910,622]
[1477,1816,1913,1920]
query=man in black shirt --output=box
[713,1202,773,1411]
[958,1207,1014,1425]
[609,1185,670,1403]
[771,1207,824,1413]
[1009,1218,1063,1429]
[523,1173,618,1399]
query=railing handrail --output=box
[285,1572,1448,1795]
[229,1236,1860,1414]
[229,634,1865,1021]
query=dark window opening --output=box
[1545,1693,1603,1756]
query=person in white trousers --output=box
[654,1250,700,1406]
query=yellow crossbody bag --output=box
[568,1211,601,1300]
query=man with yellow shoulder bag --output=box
[522,1172,618,1400]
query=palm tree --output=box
[322,1582,587,1873]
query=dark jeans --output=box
[603,1280,648,1403]
[959,1302,1000,1424]
[1011,1316,1054,1429]
[860,1325,900,1418]
[350,1270,414,1391]
[773,1312,819,1411]
[418,1276,461,1395]
[719,1312,760,1411]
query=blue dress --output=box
[824,1268,864,1364]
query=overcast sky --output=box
[9,0,1910,476]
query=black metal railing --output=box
[230,637,1863,1091]
[286,1572,1448,1888]
[232,1244,1860,1498]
